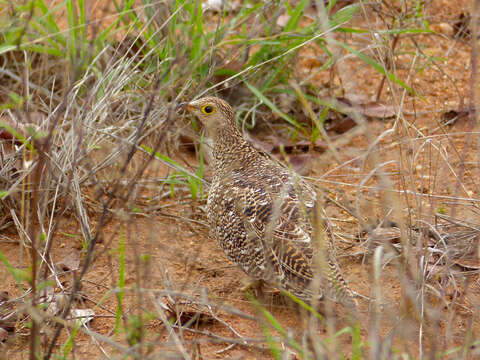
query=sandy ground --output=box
[1,0,479,358]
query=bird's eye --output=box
[201,105,216,115]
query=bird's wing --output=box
[232,168,320,297]
[235,168,354,305]
[239,168,316,253]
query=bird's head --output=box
[182,97,235,135]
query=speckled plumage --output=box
[185,97,355,307]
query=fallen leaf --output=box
[341,93,370,104]
[322,95,396,134]
[361,101,397,118]
[451,259,480,271]
[326,116,356,134]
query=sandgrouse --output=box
[184,97,355,308]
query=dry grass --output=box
[0,0,479,358]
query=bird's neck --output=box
[211,125,256,175]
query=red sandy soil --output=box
[1,0,479,358]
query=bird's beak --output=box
[177,102,193,112]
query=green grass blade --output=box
[282,290,324,321]
[245,82,303,131]
[61,323,80,359]
[66,0,77,61]
[0,44,17,55]
[351,323,362,360]
[141,145,203,182]
[248,294,306,357]
[0,120,36,151]
[0,250,27,289]
[284,0,310,32]
[32,0,61,35]
[329,3,359,27]
[261,320,282,360]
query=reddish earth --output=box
[1,0,479,358]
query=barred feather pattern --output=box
[186,97,355,307]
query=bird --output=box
[183,96,356,308]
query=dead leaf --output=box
[361,101,397,118]
[322,95,396,134]
[326,116,356,134]
[451,259,480,271]
[341,93,370,104]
